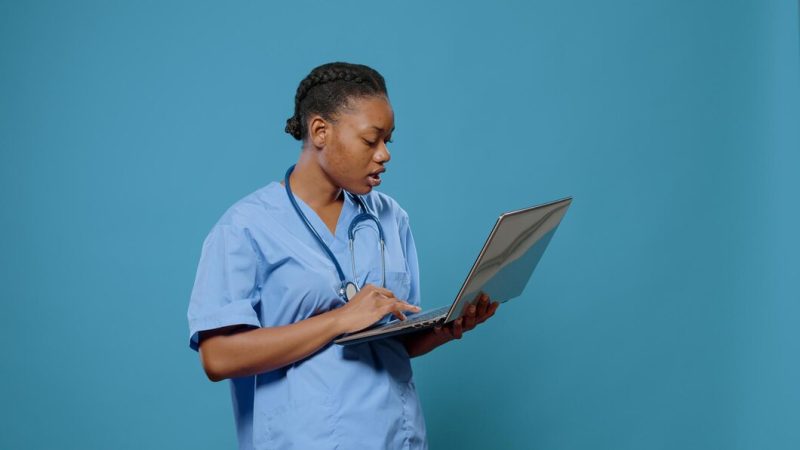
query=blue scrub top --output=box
[187,181,428,449]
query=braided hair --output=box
[285,62,388,141]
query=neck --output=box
[288,151,343,209]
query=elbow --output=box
[199,346,230,382]
[204,364,226,383]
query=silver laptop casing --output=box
[334,197,572,345]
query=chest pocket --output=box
[383,270,411,303]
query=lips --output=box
[367,168,385,187]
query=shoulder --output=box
[213,181,283,231]
[359,189,410,226]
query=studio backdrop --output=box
[1,1,798,449]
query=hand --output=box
[332,284,421,334]
[432,292,499,341]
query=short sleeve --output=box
[398,211,422,308]
[187,223,263,351]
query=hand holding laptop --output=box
[433,293,499,340]
[400,292,500,357]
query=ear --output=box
[308,115,328,149]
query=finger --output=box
[482,301,498,316]
[477,310,494,324]
[453,318,463,339]
[463,304,477,330]
[398,301,422,313]
[476,300,496,324]
[383,298,421,312]
[386,301,420,319]
[476,294,490,316]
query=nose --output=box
[375,142,391,163]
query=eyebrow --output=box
[369,125,395,133]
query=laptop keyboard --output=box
[382,306,449,330]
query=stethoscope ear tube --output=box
[349,236,387,296]
[284,165,387,302]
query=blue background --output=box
[2,1,798,449]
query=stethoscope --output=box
[284,164,386,301]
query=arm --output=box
[199,311,343,382]
[400,294,499,358]
[198,284,420,382]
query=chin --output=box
[349,185,373,196]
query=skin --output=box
[198,95,499,382]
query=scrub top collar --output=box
[275,181,360,248]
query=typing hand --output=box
[334,284,420,334]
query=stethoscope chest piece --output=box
[344,282,358,301]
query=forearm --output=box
[199,310,345,381]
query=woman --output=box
[187,62,498,449]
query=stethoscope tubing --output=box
[284,165,386,301]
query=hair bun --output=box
[284,116,302,140]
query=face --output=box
[310,95,395,195]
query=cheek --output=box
[327,142,371,169]
[320,148,366,184]
[320,139,347,167]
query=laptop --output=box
[334,196,572,345]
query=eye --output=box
[363,139,377,146]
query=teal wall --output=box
[1,1,798,449]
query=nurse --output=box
[187,61,499,449]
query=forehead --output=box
[337,96,394,132]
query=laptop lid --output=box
[443,197,572,322]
